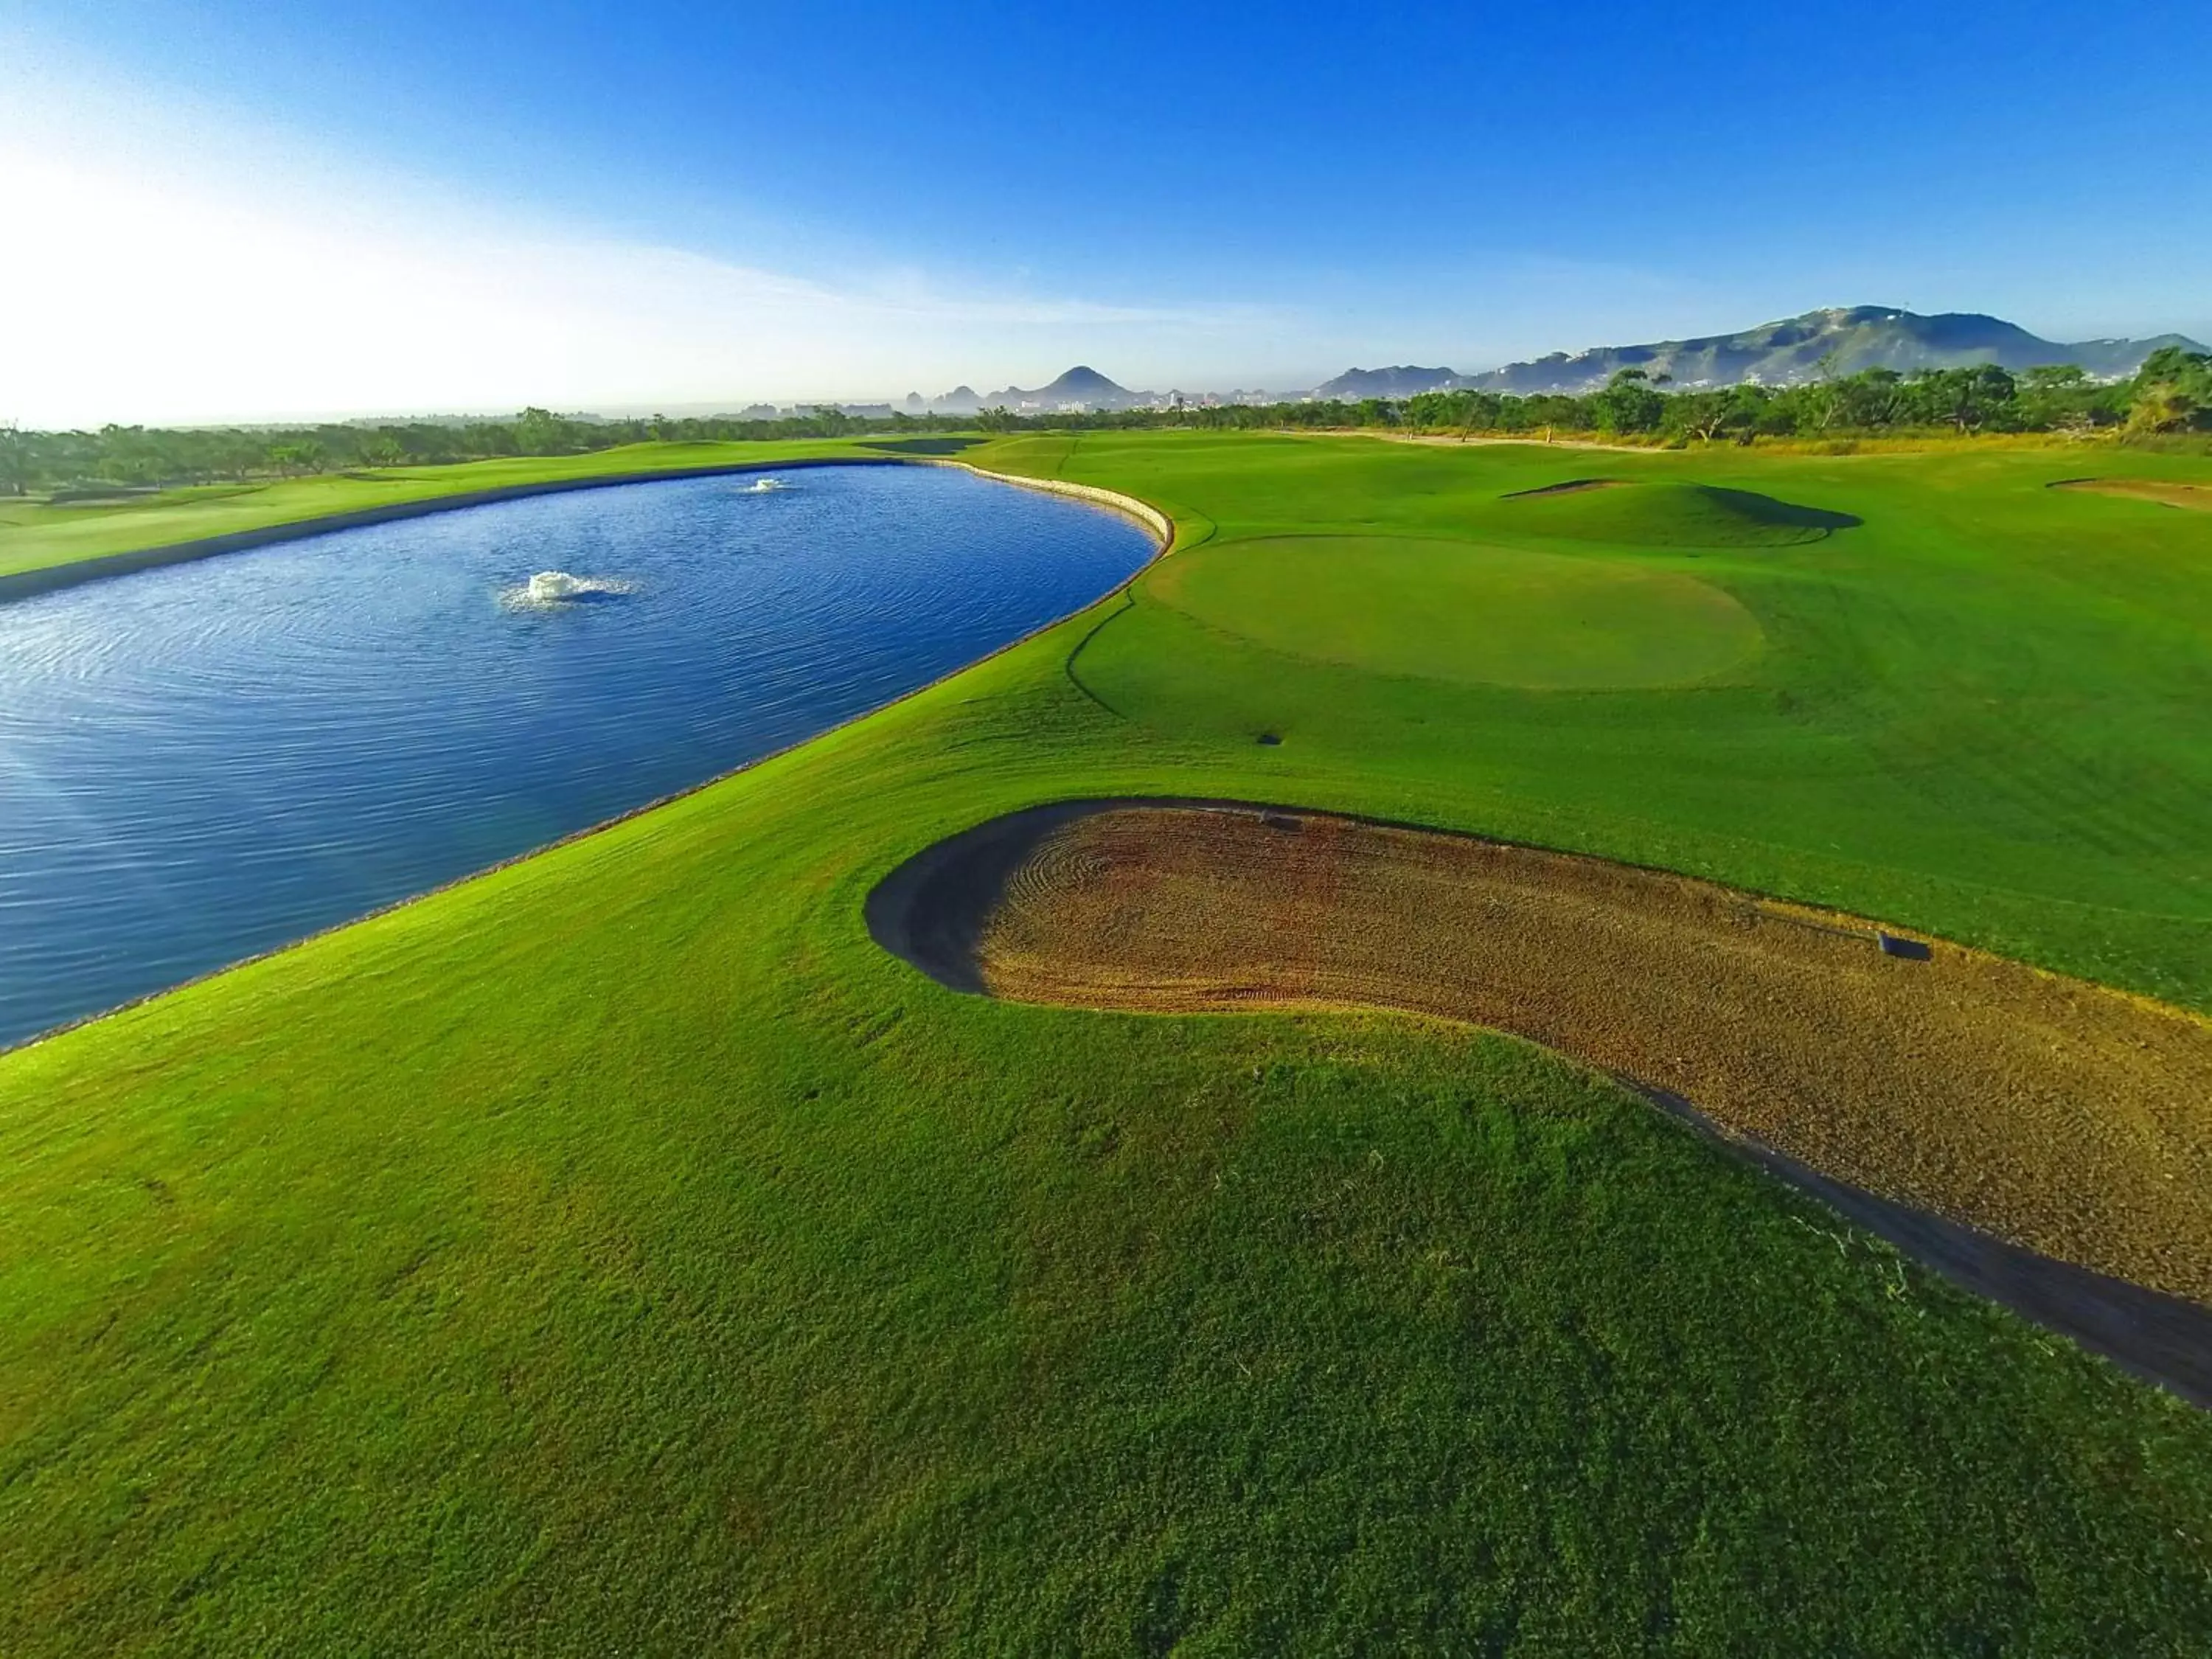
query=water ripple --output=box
[0,464,1152,1044]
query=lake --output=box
[0,462,1154,1046]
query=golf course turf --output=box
[1497,479,1863,546]
[1145,535,1767,689]
[866,799,2212,1365]
[5,431,2212,1652]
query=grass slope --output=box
[4,434,2212,1652]
[1147,534,1764,689]
[1500,479,1860,546]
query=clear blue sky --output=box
[7,0,2211,420]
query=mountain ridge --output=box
[1325,307,2204,399]
[950,365,1155,412]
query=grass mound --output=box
[1144,534,1764,689]
[1506,480,1860,546]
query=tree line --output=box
[0,404,966,496]
[1010,348,2212,445]
[4,349,2206,495]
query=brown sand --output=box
[2053,478,2212,512]
[881,801,2212,1306]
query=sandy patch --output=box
[2052,478,2212,511]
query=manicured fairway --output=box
[1051,434,2212,1006]
[4,431,2212,1654]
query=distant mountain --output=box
[1314,365,1460,400]
[930,384,984,414]
[1447,307,2205,395]
[979,365,1153,411]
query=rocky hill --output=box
[1321,307,2205,399]
[973,366,1152,411]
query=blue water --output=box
[0,463,1152,1046]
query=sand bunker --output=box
[871,801,2212,1315]
[2052,478,2212,512]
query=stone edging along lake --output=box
[1,461,1172,1054]
[0,455,1177,604]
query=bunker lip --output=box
[866,796,2212,1408]
[1624,1078,2212,1409]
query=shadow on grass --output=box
[1700,484,1863,532]
[860,437,987,457]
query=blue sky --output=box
[7,0,2211,422]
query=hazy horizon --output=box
[7,1,2211,428]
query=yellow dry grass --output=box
[2053,478,2212,511]
[977,807,2212,1302]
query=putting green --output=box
[1504,479,1859,546]
[1144,533,1764,689]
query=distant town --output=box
[593,305,2205,427]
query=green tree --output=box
[1910,364,2017,433]
[0,420,24,495]
[1592,369,1666,435]
[2127,347,2212,434]
[1667,386,1761,445]
[1832,367,1906,430]
[515,406,569,453]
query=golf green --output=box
[1147,533,1765,688]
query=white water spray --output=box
[504,570,633,607]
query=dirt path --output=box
[867,799,2212,1403]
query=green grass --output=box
[4,432,2212,1653]
[1056,433,2212,1004]
[1147,533,1765,689]
[1499,479,1861,546]
[0,441,874,581]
